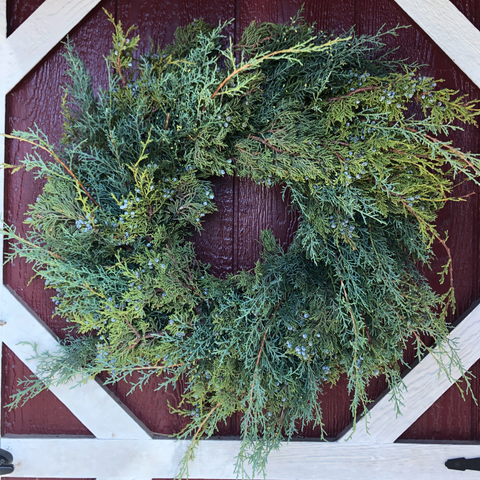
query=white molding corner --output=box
[341,301,480,443]
[0,0,102,94]
[2,286,151,440]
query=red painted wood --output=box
[2,345,92,436]
[6,0,45,36]
[233,181,299,272]
[5,0,480,454]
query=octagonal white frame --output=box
[1,0,480,478]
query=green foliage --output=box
[3,12,480,479]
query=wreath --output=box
[4,11,480,479]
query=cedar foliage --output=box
[4,11,480,479]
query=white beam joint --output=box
[0,0,102,94]
[342,300,480,443]
[2,286,151,440]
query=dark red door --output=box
[4,0,480,478]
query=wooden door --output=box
[3,0,480,478]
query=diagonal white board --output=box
[394,0,480,88]
[341,300,480,443]
[0,0,102,94]
[2,286,151,440]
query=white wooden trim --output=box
[394,0,480,88]
[0,0,6,40]
[0,0,102,94]
[1,286,151,440]
[3,437,480,479]
[341,300,480,443]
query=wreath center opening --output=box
[194,176,298,277]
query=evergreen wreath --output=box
[4,11,480,479]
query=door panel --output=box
[4,3,480,476]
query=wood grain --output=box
[6,0,44,36]
[2,345,92,436]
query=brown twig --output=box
[122,316,163,352]
[365,326,373,346]
[322,143,347,163]
[205,41,342,111]
[389,147,432,161]
[405,127,478,173]
[189,403,221,447]
[2,134,101,209]
[327,86,378,103]
[8,233,65,261]
[123,333,160,352]
[248,135,287,154]
[115,37,128,88]
[451,191,476,199]
[124,318,141,339]
[241,87,258,98]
